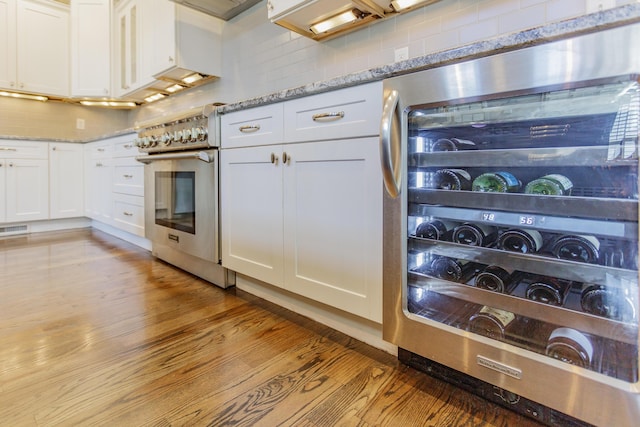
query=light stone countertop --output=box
[217,3,640,115]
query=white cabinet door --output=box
[0,0,16,90]
[5,158,49,222]
[282,138,383,322]
[49,143,84,219]
[71,0,110,97]
[83,141,112,222]
[220,145,285,287]
[113,0,152,98]
[16,0,69,96]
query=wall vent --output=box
[0,225,29,236]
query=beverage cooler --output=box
[380,23,640,426]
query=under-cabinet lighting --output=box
[391,0,425,11]
[165,84,185,93]
[182,73,203,84]
[79,100,137,108]
[0,91,48,102]
[310,9,361,34]
[144,93,166,103]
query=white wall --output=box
[130,0,636,125]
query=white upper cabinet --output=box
[0,0,17,90]
[71,0,111,98]
[16,0,70,97]
[113,0,152,98]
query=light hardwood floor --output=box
[0,229,544,426]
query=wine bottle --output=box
[468,306,516,340]
[551,234,600,264]
[452,222,497,247]
[497,229,544,253]
[474,265,519,294]
[433,169,472,190]
[415,219,456,240]
[524,174,573,196]
[472,171,521,193]
[545,327,594,368]
[525,277,572,306]
[431,138,477,151]
[580,284,636,322]
[430,256,478,283]
[431,138,457,151]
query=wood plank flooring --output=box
[0,229,544,426]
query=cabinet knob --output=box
[10,81,15,87]
[52,146,57,151]
[9,162,14,167]
[169,56,174,63]
[267,1,273,11]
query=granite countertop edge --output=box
[0,127,136,144]
[217,4,640,115]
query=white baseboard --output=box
[236,274,397,356]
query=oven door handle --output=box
[136,150,214,164]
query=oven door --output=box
[138,149,218,263]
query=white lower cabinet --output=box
[5,157,49,222]
[0,140,49,223]
[49,142,84,219]
[84,139,112,222]
[221,137,382,322]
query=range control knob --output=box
[161,132,172,145]
[190,127,199,142]
[133,138,142,148]
[196,126,207,141]
[182,128,192,143]
[148,135,158,147]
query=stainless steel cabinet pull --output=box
[123,211,133,216]
[0,147,17,151]
[123,144,133,149]
[282,152,290,164]
[96,162,103,167]
[123,174,133,178]
[97,148,105,152]
[270,153,278,164]
[312,111,345,122]
[239,125,260,133]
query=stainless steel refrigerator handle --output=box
[135,151,214,164]
[380,89,401,198]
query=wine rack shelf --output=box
[407,269,638,345]
[408,145,637,168]
[409,188,638,222]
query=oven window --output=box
[154,171,196,234]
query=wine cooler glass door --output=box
[405,78,639,383]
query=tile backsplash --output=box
[1,0,635,139]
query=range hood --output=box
[169,0,262,21]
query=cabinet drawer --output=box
[113,160,144,196]
[113,193,144,236]
[112,136,138,157]
[221,103,284,148]
[86,141,112,159]
[0,140,48,159]
[283,82,382,143]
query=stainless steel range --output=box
[135,106,234,288]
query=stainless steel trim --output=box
[312,111,345,122]
[380,89,401,198]
[135,150,214,164]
